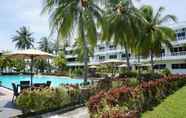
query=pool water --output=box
[0,75,84,89]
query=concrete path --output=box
[47,107,89,118]
[0,87,22,118]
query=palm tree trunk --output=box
[124,44,131,72]
[83,38,88,83]
[80,13,88,84]
[137,54,141,75]
[150,50,154,73]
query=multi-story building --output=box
[65,22,186,74]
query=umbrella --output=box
[118,64,128,68]
[100,59,125,65]
[5,49,54,85]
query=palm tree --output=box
[140,5,176,72]
[102,0,145,71]
[12,26,34,49]
[42,0,103,83]
[38,37,52,53]
[74,38,94,62]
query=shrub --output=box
[96,77,112,91]
[119,71,138,78]
[139,73,162,81]
[16,87,73,113]
[161,68,171,77]
[88,75,186,118]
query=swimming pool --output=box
[0,75,84,89]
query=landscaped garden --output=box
[1,0,185,117]
[142,86,186,118]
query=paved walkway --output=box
[0,87,22,118]
[46,107,89,118]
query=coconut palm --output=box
[12,26,34,49]
[102,0,145,71]
[140,5,176,72]
[38,37,52,53]
[74,38,94,62]
[42,0,103,83]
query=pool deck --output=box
[0,87,22,117]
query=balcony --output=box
[171,51,186,56]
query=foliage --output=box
[139,5,176,72]
[12,26,34,49]
[139,73,162,81]
[71,68,83,77]
[142,86,186,118]
[102,0,145,71]
[38,37,53,53]
[16,87,79,113]
[161,68,171,77]
[0,56,12,72]
[34,59,48,73]
[53,51,67,71]
[96,77,112,91]
[119,71,138,78]
[12,59,26,72]
[88,75,186,118]
[42,0,103,83]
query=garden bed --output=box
[142,86,186,118]
[88,75,186,118]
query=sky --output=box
[0,0,186,51]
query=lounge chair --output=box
[20,81,30,91]
[12,83,19,102]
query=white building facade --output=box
[65,22,186,74]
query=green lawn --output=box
[142,86,186,118]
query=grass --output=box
[142,86,186,118]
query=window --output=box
[99,56,105,61]
[153,64,166,69]
[121,53,131,58]
[67,58,76,62]
[98,46,105,51]
[172,63,186,69]
[109,45,116,50]
[109,55,117,59]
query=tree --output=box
[42,0,103,83]
[12,26,34,49]
[34,59,48,73]
[102,0,145,71]
[0,56,12,73]
[74,38,94,62]
[140,5,176,72]
[38,37,52,53]
[11,59,26,72]
[53,52,67,71]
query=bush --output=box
[139,73,162,81]
[161,68,171,77]
[119,71,138,78]
[96,77,112,91]
[16,87,76,113]
[88,75,186,118]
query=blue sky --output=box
[0,0,186,50]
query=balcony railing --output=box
[171,51,186,56]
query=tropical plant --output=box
[11,59,26,72]
[12,26,34,49]
[53,51,67,71]
[42,0,103,83]
[0,55,12,73]
[34,59,48,73]
[139,5,176,72]
[38,37,53,53]
[74,38,94,62]
[102,0,145,71]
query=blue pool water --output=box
[0,75,84,89]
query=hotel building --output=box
[64,22,186,74]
